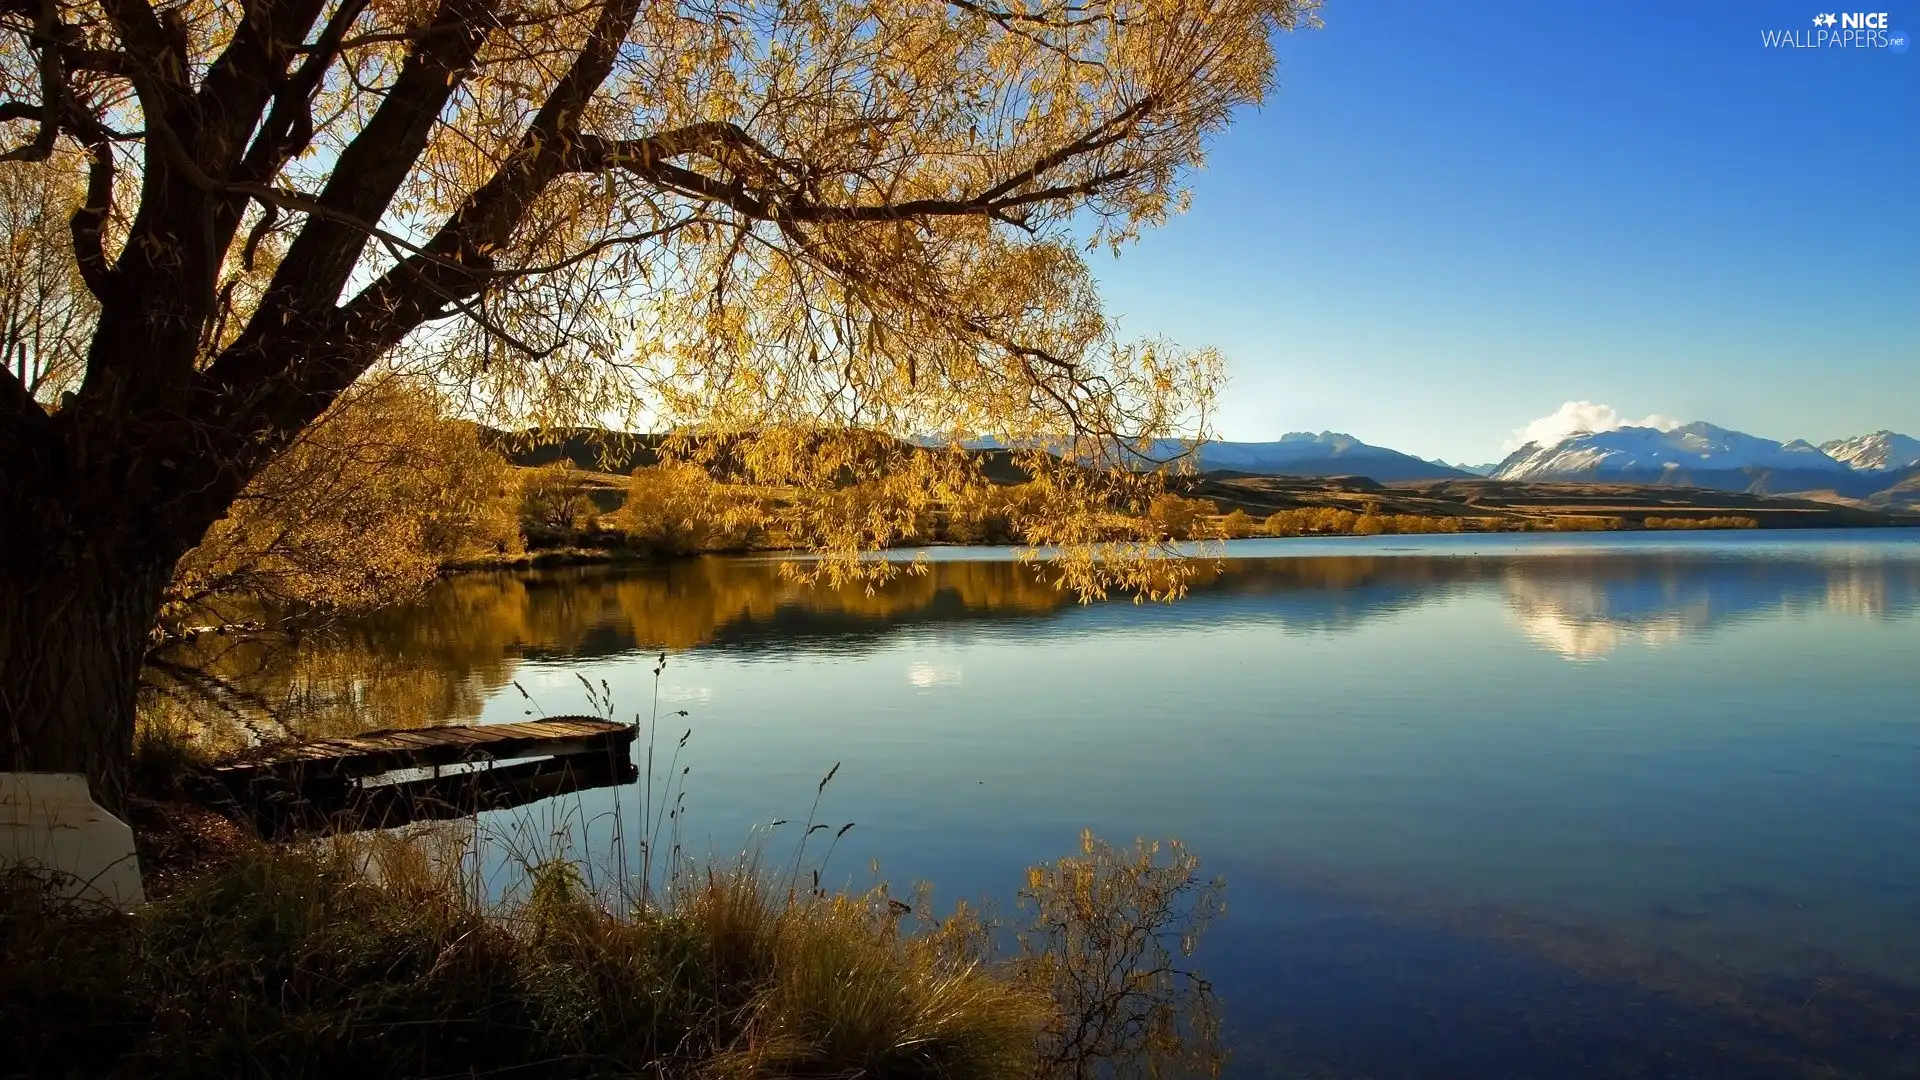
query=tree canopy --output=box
[2,0,1313,457]
[0,0,1317,802]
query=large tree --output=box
[0,0,1313,806]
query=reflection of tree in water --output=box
[154,577,536,738]
[154,559,1079,736]
[159,549,1920,737]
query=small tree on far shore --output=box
[519,464,599,544]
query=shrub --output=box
[519,463,600,544]
[1261,507,1465,537]
[1262,509,1307,537]
[1218,508,1256,539]
[944,483,1050,545]
[1144,494,1216,541]
[1549,516,1623,532]
[611,460,768,555]
[1017,833,1225,1080]
[1644,515,1759,530]
[1384,513,1463,534]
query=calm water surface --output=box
[258,530,1920,1078]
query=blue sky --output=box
[1091,1,1917,464]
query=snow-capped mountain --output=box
[1149,432,1468,481]
[930,431,1467,481]
[937,422,1920,494]
[1486,421,1920,498]
[1495,422,1850,480]
[1820,431,1920,472]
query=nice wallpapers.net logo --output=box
[1761,11,1909,49]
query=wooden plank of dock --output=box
[213,717,637,785]
[205,717,640,838]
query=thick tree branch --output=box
[65,103,120,300]
[96,0,193,112]
[317,0,654,354]
[245,0,499,318]
[0,101,45,125]
[196,0,334,184]
[553,97,1151,227]
[238,0,371,186]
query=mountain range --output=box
[501,423,1920,510]
[939,431,1470,481]
[1155,425,1920,508]
[1488,422,1920,504]
[1148,432,1466,481]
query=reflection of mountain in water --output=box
[1498,554,1920,659]
[172,544,1920,735]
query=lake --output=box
[216,530,1920,1078]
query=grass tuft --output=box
[4,823,1220,1080]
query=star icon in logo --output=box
[1812,12,1837,26]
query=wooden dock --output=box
[208,717,638,839]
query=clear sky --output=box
[1090,0,1917,464]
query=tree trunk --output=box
[0,538,172,816]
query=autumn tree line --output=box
[188,382,1765,618]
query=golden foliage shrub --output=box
[169,377,519,619]
[1644,515,1760,530]
[613,461,767,555]
[1144,494,1217,540]
[1547,516,1623,532]
[1262,507,1466,537]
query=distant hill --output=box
[1866,469,1920,513]
[487,427,1468,484]
[1431,459,1499,476]
[479,423,1920,511]
[1188,474,1912,530]
[477,426,667,472]
[480,426,1043,486]
[1137,432,1469,482]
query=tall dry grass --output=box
[5,662,1226,1080]
[2,822,1220,1080]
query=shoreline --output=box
[441,517,1918,578]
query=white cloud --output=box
[1506,401,1681,452]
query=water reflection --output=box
[1216,868,1920,1079]
[152,532,1920,1077]
[1494,551,1920,659]
[164,533,1920,736]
